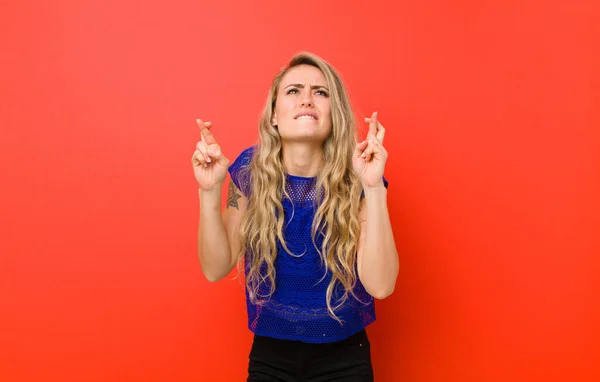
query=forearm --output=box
[360,186,399,299]
[198,186,233,282]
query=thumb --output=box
[354,140,368,158]
[208,146,229,167]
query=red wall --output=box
[1,1,599,381]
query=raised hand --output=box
[352,111,388,188]
[191,119,230,191]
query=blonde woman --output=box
[192,52,398,381]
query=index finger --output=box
[196,119,214,143]
[199,121,217,145]
[367,111,378,138]
[365,115,385,144]
[376,123,385,144]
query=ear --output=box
[271,111,278,127]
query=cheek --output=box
[322,105,332,124]
[316,100,331,117]
[277,97,296,114]
[273,99,286,120]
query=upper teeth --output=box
[298,115,315,119]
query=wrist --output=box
[198,183,224,199]
[362,184,387,198]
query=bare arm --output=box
[356,186,399,299]
[192,118,247,282]
[353,111,398,299]
[197,180,247,282]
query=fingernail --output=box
[196,119,201,124]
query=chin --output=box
[278,125,331,144]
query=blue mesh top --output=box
[228,146,388,343]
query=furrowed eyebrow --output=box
[284,83,330,91]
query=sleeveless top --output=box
[228,146,389,343]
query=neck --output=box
[281,142,323,177]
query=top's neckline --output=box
[286,173,317,180]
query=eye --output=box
[286,88,299,95]
[316,89,329,97]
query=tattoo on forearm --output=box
[227,181,241,209]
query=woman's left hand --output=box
[352,111,388,188]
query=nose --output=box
[300,89,314,107]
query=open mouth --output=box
[295,113,318,120]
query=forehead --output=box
[281,64,328,86]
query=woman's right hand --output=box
[192,119,230,191]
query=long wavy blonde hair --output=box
[239,52,364,321]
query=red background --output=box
[1,1,599,381]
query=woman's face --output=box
[272,65,332,144]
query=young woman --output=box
[192,52,398,381]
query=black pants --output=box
[247,329,374,382]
